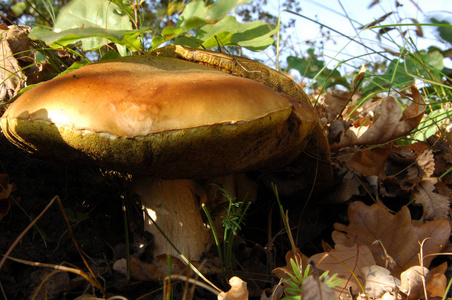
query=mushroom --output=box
[0,48,325,261]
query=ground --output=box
[0,133,348,299]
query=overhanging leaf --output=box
[177,0,248,31]
[175,16,278,51]
[29,26,147,51]
[28,0,147,52]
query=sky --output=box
[262,0,451,73]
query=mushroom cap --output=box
[0,55,317,178]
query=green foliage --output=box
[28,0,147,55]
[363,50,445,94]
[287,49,349,90]
[26,0,278,54]
[429,17,452,45]
[161,0,278,51]
[203,185,251,276]
[281,261,343,300]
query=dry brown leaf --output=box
[425,262,448,298]
[217,277,249,300]
[400,265,428,300]
[309,243,376,297]
[301,275,337,300]
[362,265,400,298]
[317,90,352,123]
[349,146,391,177]
[412,178,450,220]
[331,89,425,150]
[428,136,452,185]
[332,202,450,278]
[417,149,435,178]
[0,25,28,103]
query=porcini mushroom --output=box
[0,48,325,260]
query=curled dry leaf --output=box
[0,24,28,103]
[332,202,450,278]
[309,244,376,297]
[331,86,426,150]
[412,177,450,220]
[425,262,448,298]
[399,265,428,300]
[217,277,249,300]
[362,265,400,298]
[317,90,353,124]
[416,149,435,178]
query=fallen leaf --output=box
[425,262,448,298]
[217,277,249,300]
[317,90,352,123]
[412,178,450,220]
[362,265,400,298]
[331,87,425,150]
[416,149,435,178]
[309,244,376,297]
[272,248,309,281]
[301,275,337,300]
[0,25,28,103]
[400,265,428,300]
[349,146,391,177]
[332,202,450,277]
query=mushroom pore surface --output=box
[0,55,317,178]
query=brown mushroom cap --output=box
[0,55,317,178]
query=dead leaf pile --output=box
[329,91,425,150]
[272,202,450,299]
[317,202,449,299]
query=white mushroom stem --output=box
[132,177,212,261]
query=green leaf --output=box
[150,36,165,50]
[429,17,452,45]
[287,53,348,89]
[162,26,186,40]
[175,16,278,51]
[177,0,248,31]
[29,0,148,52]
[29,26,147,51]
[100,50,121,60]
[417,50,444,71]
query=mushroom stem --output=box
[132,177,212,261]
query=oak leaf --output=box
[400,265,428,300]
[412,178,450,220]
[301,275,337,300]
[309,243,376,297]
[332,202,450,277]
[349,146,391,177]
[425,262,448,298]
[362,265,400,298]
[331,90,425,150]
